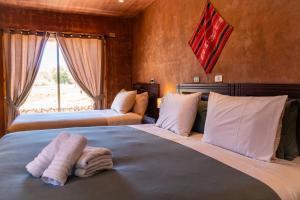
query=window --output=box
[20,37,93,114]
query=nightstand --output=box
[142,115,156,124]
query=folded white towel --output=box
[76,146,112,168]
[26,132,70,177]
[42,134,87,186]
[77,155,112,168]
[75,160,113,177]
[74,146,113,177]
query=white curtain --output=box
[2,31,49,129]
[57,35,106,109]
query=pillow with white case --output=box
[111,89,137,114]
[156,92,201,136]
[203,92,287,162]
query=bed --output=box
[1,83,300,200]
[7,83,160,133]
[0,124,300,200]
[7,109,143,132]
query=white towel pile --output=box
[26,132,113,186]
[75,146,113,178]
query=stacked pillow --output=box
[192,100,208,133]
[202,92,288,162]
[190,94,299,161]
[111,90,137,114]
[155,92,201,136]
[276,100,299,160]
[154,91,299,162]
[133,92,149,116]
[111,89,149,116]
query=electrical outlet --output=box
[214,75,223,83]
[193,76,200,83]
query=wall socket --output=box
[193,76,200,83]
[214,75,223,83]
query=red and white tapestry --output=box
[189,0,233,74]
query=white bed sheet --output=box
[130,124,300,200]
[8,109,142,132]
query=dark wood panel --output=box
[0,32,4,136]
[235,83,300,99]
[106,36,133,107]
[177,83,234,100]
[177,83,300,99]
[298,113,300,155]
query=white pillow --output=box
[155,92,201,136]
[133,92,149,116]
[203,92,287,162]
[111,90,137,114]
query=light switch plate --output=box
[108,32,116,37]
[214,75,223,83]
[193,76,200,83]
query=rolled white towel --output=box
[42,134,87,186]
[76,146,112,169]
[75,160,113,178]
[26,132,70,177]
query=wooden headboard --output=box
[177,83,300,99]
[133,83,160,119]
[177,83,234,100]
[235,84,300,98]
[177,83,300,153]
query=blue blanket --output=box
[0,126,280,200]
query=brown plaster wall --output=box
[0,34,4,136]
[132,0,300,96]
[0,5,134,133]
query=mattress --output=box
[1,125,299,200]
[7,109,142,132]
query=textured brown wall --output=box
[132,0,300,96]
[0,5,134,133]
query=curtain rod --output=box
[1,29,48,36]
[1,29,116,39]
[55,32,108,40]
